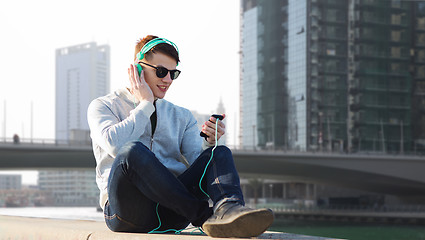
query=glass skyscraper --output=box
[241,0,288,149]
[240,0,425,153]
[241,2,259,148]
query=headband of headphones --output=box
[136,37,179,64]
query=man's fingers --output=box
[128,65,136,89]
[217,121,225,130]
[133,64,141,87]
[134,63,150,88]
[138,64,146,83]
[202,124,214,136]
[205,119,225,131]
[203,121,225,137]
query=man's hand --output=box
[201,114,226,145]
[128,63,154,103]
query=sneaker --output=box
[202,202,274,238]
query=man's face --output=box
[141,52,177,100]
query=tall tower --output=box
[240,0,288,149]
[55,42,110,143]
[241,0,259,148]
[45,42,110,206]
[411,2,425,153]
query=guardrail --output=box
[1,137,425,157]
[257,204,425,213]
[0,138,91,147]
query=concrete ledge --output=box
[0,215,343,240]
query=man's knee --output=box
[116,141,152,167]
[215,145,231,154]
[213,146,232,160]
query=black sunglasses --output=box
[138,62,181,80]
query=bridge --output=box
[1,140,425,197]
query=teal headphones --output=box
[136,37,179,75]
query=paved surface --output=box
[0,215,343,240]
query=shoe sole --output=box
[202,208,274,238]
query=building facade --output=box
[241,3,259,148]
[38,170,98,206]
[0,174,21,190]
[48,42,110,206]
[55,42,110,143]
[240,0,425,153]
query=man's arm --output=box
[179,111,207,165]
[87,98,155,157]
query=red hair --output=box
[134,35,180,64]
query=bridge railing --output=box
[230,145,425,157]
[0,137,91,147]
[1,137,425,157]
[257,203,425,213]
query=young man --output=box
[87,35,273,238]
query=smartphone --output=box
[200,114,224,139]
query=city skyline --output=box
[3,0,425,183]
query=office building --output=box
[411,2,425,153]
[240,4,259,148]
[38,170,98,206]
[55,42,110,143]
[48,42,109,206]
[0,174,21,190]
[241,0,288,149]
[240,0,425,153]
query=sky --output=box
[0,0,241,184]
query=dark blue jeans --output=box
[104,141,244,233]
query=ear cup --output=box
[136,52,144,61]
[136,64,143,76]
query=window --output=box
[391,0,401,8]
[391,63,401,73]
[391,47,401,58]
[325,60,337,72]
[362,27,375,38]
[327,26,336,35]
[364,0,377,5]
[417,18,425,30]
[391,31,401,41]
[417,82,425,92]
[327,48,336,56]
[418,2,425,17]
[363,44,378,55]
[326,9,337,21]
[418,50,425,62]
[418,33,425,45]
[391,14,401,25]
[417,66,425,78]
